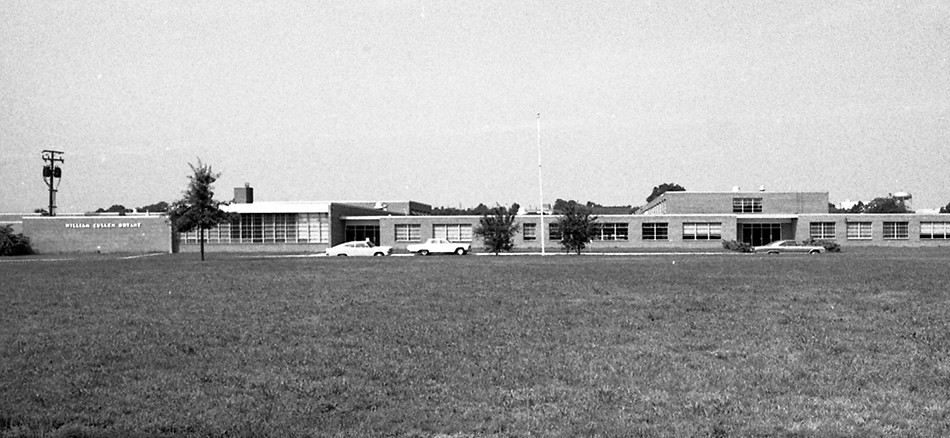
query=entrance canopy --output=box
[735,214,798,222]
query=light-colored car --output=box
[406,238,471,256]
[753,240,825,254]
[325,241,393,257]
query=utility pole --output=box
[41,150,64,216]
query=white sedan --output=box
[325,241,393,257]
[753,240,825,254]
[406,238,471,256]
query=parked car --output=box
[753,240,825,254]
[406,238,470,256]
[325,241,393,257]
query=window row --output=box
[180,213,329,244]
[542,222,722,241]
[816,221,950,240]
[845,221,908,240]
[733,197,763,213]
[393,224,475,242]
[390,221,725,242]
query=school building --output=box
[172,186,950,253]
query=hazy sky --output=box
[2,1,948,213]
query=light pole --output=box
[41,150,64,216]
[537,113,545,256]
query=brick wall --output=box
[661,192,829,214]
[23,215,172,254]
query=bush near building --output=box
[802,238,842,252]
[0,225,34,256]
[721,240,753,253]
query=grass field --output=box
[2,250,950,437]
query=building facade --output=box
[176,188,950,253]
[4,186,921,254]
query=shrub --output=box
[0,225,34,256]
[473,204,520,255]
[556,204,599,255]
[721,240,753,253]
[802,238,841,252]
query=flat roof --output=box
[223,202,330,214]
[665,191,828,195]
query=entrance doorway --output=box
[345,224,380,246]
[740,223,782,246]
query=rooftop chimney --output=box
[234,183,254,204]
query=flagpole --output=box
[537,113,545,256]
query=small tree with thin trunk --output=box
[473,204,520,255]
[556,203,599,255]
[169,160,231,261]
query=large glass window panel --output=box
[523,223,537,241]
[395,224,421,242]
[683,222,721,240]
[642,223,668,240]
[809,222,836,240]
[846,222,872,240]
[883,222,908,240]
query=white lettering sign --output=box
[65,223,141,229]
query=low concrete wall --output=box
[22,215,173,254]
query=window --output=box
[395,224,421,242]
[297,213,329,243]
[549,223,561,240]
[809,222,836,240]
[241,214,263,242]
[921,222,950,239]
[642,223,668,240]
[883,222,908,240]
[847,222,872,240]
[683,222,722,240]
[433,224,473,242]
[523,223,537,241]
[595,223,628,241]
[733,198,763,213]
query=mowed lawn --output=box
[2,250,950,437]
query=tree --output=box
[941,202,950,214]
[169,160,231,261]
[865,197,910,214]
[137,201,170,213]
[556,203,599,255]
[848,201,866,214]
[473,204,520,255]
[646,183,686,203]
[431,203,492,215]
[552,198,578,214]
[96,204,132,215]
[553,199,635,215]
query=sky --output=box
[2,0,948,213]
